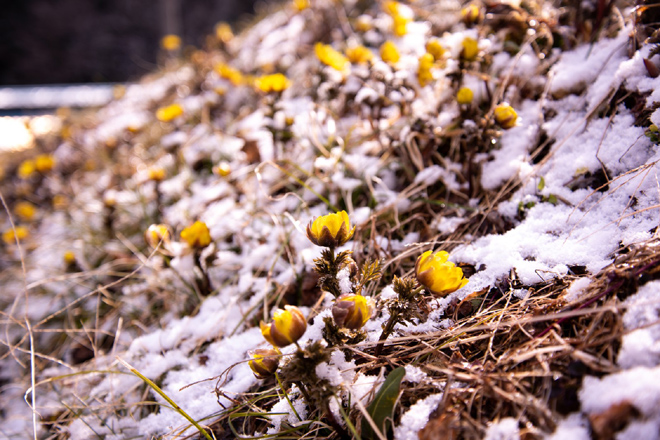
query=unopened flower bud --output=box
[248,348,280,379]
[145,224,172,249]
[260,305,307,348]
[332,294,373,330]
[494,103,518,129]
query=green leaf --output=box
[362,367,405,439]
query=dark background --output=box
[0,0,257,85]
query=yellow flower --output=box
[384,1,400,16]
[147,167,166,182]
[213,162,231,177]
[315,43,350,73]
[494,103,518,129]
[380,40,400,65]
[214,63,244,86]
[260,306,307,347]
[355,15,373,32]
[418,53,435,87]
[14,201,36,221]
[215,22,233,43]
[161,34,182,51]
[332,294,373,330]
[180,221,211,248]
[2,226,29,245]
[53,194,69,210]
[415,250,468,296]
[145,224,172,249]
[63,251,76,265]
[35,155,55,173]
[345,45,374,65]
[156,104,184,122]
[248,348,280,379]
[18,160,36,179]
[293,0,310,11]
[426,39,445,61]
[306,210,355,248]
[457,87,474,105]
[392,14,409,37]
[461,37,479,61]
[254,73,291,93]
[461,4,482,25]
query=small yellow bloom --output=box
[426,39,445,61]
[461,37,479,61]
[161,34,182,51]
[214,63,244,86]
[332,294,373,330]
[35,154,55,173]
[384,1,400,16]
[293,0,310,11]
[63,251,76,265]
[461,4,482,25]
[494,103,518,129]
[180,221,211,248]
[418,53,435,87]
[260,305,307,347]
[345,45,373,65]
[2,226,29,245]
[355,15,373,32]
[315,43,350,73]
[147,167,166,182]
[457,87,474,105]
[415,250,468,296]
[248,348,280,379]
[306,210,355,248]
[213,162,231,177]
[392,14,409,37]
[215,22,233,43]
[380,40,400,65]
[254,73,291,93]
[15,201,36,221]
[156,104,184,122]
[145,224,172,249]
[18,160,36,179]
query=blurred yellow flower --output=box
[415,250,468,296]
[214,63,244,86]
[306,210,355,248]
[215,23,233,43]
[213,162,231,177]
[392,15,409,37]
[2,226,29,245]
[426,39,445,61]
[345,45,374,65]
[461,4,482,25]
[332,294,373,330]
[248,348,280,379]
[380,40,400,65]
[156,104,184,122]
[355,15,373,32]
[147,167,166,182]
[180,220,211,248]
[15,201,36,221]
[461,37,479,61]
[145,224,172,249]
[161,34,182,51]
[418,53,435,87]
[63,251,76,265]
[315,43,350,72]
[254,73,291,93]
[260,305,307,347]
[494,103,518,129]
[457,87,474,105]
[18,160,36,179]
[293,0,310,11]
[35,154,55,173]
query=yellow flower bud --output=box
[392,14,409,37]
[415,250,468,296]
[254,73,291,93]
[214,63,244,86]
[18,160,36,179]
[63,251,76,265]
[147,167,166,182]
[260,305,307,348]
[180,221,211,248]
[355,16,373,32]
[53,194,69,210]
[3,226,29,245]
[461,4,482,25]
[145,224,172,249]
[494,103,518,129]
[306,210,355,248]
[426,39,445,61]
[332,294,373,330]
[14,201,36,221]
[315,43,350,73]
[213,162,231,177]
[457,87,474,105]
[461,37,479,61]
[346,45,374,65]
[215,22,234,43]
[380,40,400,65]
[248,348,280,379]
[161,34,182,51]
[35,154,55,173]
[293,0,310,11]
[156,104,184,122]
[418,53,435,87]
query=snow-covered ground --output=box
[1,0,660,439]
